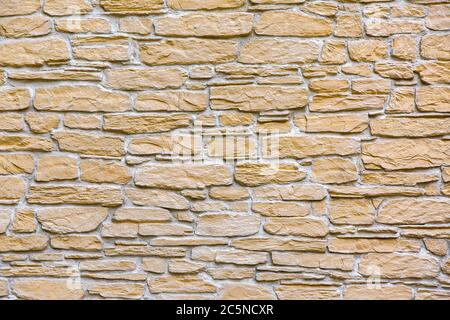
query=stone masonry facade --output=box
[0,0,449,300]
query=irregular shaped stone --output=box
[0,88,30,111]
[252,202,310,217]
[136,91,207,112]
[375,62,414,79]
[377,199,450,225]
[272,252,354,271]
[362,139,450,170]
[25,113,60,134]
[139,223,192,236]
[215,250,268,265]
[168,0,244,10]
[53,132,125,157]
[44,0,93,16]
[0,235,48,252]
[235,163,306,186]
[329,238,420,253]
[0,38,69,67]
[135,165,232,190]
[148,275,216,293]
[365,19,424,36]
[239,40,319,64]
[426,5,450,31]
[81,159,131,185]
[311,157,358,184]
[56,18,111,33]
[254,184,327,201]
[392,35,417,60]
[36,156,77,182]
[155,13,252,37]
[105,68,187,90]
[1,0,41,17]
[232,238,326,252]
[103,114,191,134]
[0,210,10,233]
[13,280,84,300]
[220,284,276,300]
[209,187,249,201]
[328,199,376,225]
[348,40,388,62]
[51,235,102,251]
[359,253,439,279]
[302,114,368,133]
[421,34,450,60]
[344,284,412,300]
[335,14,363,37]
[28,185,123,207]
[416,87,450,112]
[126,188,190,210]
[34,86,130,112]
[416,62,450,84]
[100,0,163,13]
[197,213,261,237]
[141,39,237,65]
[362,171,439,186]
[256,11,333,37]
[371,117,450,137]
[211,85,307,112]
[276,284,340,300]
[37,208,108,233]
[310,95,386,112]
[0,177,25,204]
[329,186,423,198]
[0,136,53,152]
[0,16,50,38]
[0,154,34,175]
[264,217,328,237]
[89,283,145,299]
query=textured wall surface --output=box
[0,0,449,300]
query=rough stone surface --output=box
[0,0,448,301]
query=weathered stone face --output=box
[0,0,448,301]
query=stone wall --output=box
[0,0,449,300]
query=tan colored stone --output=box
[300,114,368,133]
[56,18,111,33]
[0,38,69,67]
[0,210,10,233]
[359,253,439,279]
[44,0,93,16]
[119,17,153,34]
[135,165,232,189]
[387,88,415,113]
[129,134,200,156]
[28,185,123,207]
[13,280,84,300]
[0,177,25,204]
[416,87,450,112]
[348,40,388,62]
[64,114,101,130]
[0,136,52,152]
[25,113,60,134]
[211,85,307,112]
[142,257,167,273]
[421,34,450,60]
[102,222,138,238]
[371,117,450,137]
[207,136,256,159]
[1,0,40,17]
[239,39,319,64]
[81,160,131,185]
[352,79,391,94]
[426,5,450,31]
[114,208,170,223]
[209,187,249,201]
[256,11,332,37]
[0,154,34,175]
[273,252,354,271]
[264,217,328,237]
[220,284,276,300]
[329,238,420,254]
[141,39,237,65]
[328,199,375,225]
[344,284,412,300]
[335,14,363,37]
[375,62,414,79]
[106,68,186,90]
[312,157,358,184]
[37,207,108,233]
[168,0,244,10]
[341,63,372,77]
[169,259,204,273]
[0,113,23,131]
[11,209,36,233]
[0,88,30,111]
[103,114,191,134]
[215,249,267,265]
[53,132,125,157]
[148,275,216,293]
[0,280,7,297]
[365,19,424,37]
[362,139,450,170]
[0,16,50,38]
[36,156,77,182]
[276,284,340,300]
[416,289,450,300]
[265,136,360,159]
[362,171,439,186]
[377,199,450,225]
[0,235,48,252]
[392,36,417,60]
[139,223,192,236]
[255,184,327,201]
[320,40,347,64]
[100,0,163,13]
[197,213,260,237]
[252,202,310,217]
[310,95,386,112]
[51,235,102,251]
[89,283,144,299]
[232,237,326,252]
[416,62,450,84]
[329,186,423,198]
[72,45,129,62]
[9,69,102,82]
[235,162,306,187]
[35,86,130,112]
[156,13,252,37]
[136,91,207,112]
[424,239,447,256]
[126,188,189,210]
